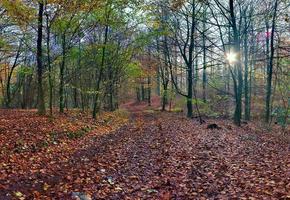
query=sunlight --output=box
[226,52,237,64]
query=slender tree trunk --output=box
[186,0,195,118]
[202,5,207,103]
[244,27,250,120]
[265,0,278,123]
[141,83,145,101]
[156,39,161,96]
[148,76,151,106]
[46,14,53,115]
[75,35,82,109]
[6,43,21,108]
[36,1,46,115]
[156,67,161,96]
[92,24,108,118]
[229,0,242,126]
[248,25,256,121]
[136,87,141,102]
[59,34,66,113]
[162,82,168,111]
[187,61,193,118]
[109,82,114,111]
[73,85,78,108]
[265,20,270,79]
[194,53,198,86]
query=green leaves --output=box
[126,62,143,78]
[17,66,33,76]
[0,37,9,49]
[272,107,288,128]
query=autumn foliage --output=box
[0,106,289,199]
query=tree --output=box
[265,0,278,123]
[36,0,46,115]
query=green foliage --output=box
[52,12,82,35]
[126,62,143,78]
[164,88,176,99]
[68,47,82,61]
[175,97,221,117]
[209,76,224,89]
[272,106,288,128]
[1,0,35,26]
[192,98,218,116]
[0,37,9,49]
[17,66,33,76]
[191,98,206,106]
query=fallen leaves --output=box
[0,108,289,199]
[43,183,50,191]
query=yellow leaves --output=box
[47,0,100,13]
[171,0,186,11]
[14,191,23,197]
[43,182,50,191]
[14,191,25,200]
[1,162,7,168]
[128,175,138,180]
[1,0,36,27]
[147,19,160,30]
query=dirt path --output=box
[0,108,289,199]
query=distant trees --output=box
[0,0,145,113]
[148,0,288,126]
[0,0,288,127]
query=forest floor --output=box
[0,102,289,199]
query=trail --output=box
[0,106,289,199]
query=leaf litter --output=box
[0,107,289,199]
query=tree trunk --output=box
[162,82,168,111]
[202,5,207,103]
[187,62,193,118]
[136,87,141,102]
[46,13,53,115]
[92,24,108,118]
[156,66,161,96]
[6,43,21,108]
[229,0,242,126]
[36,1,46,115]
[59,34,66,113]
[244,25,250,120]
[148,76,151,106]
[186,0,195,119]
[265,0,278,123]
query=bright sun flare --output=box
[226,52,237,64]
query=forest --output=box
[0,0,289,199]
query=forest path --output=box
[0,106,289,199]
